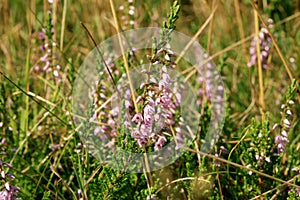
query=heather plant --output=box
[0,0,300,199]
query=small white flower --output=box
[281,130,288,137]
[286,110,292,115]
[129,20,135,25]
[272,123,278,130]
[162,65,167,73]
[136,96,142,103]
[283,119,290,126]
[288,100,294,105]
[53,70,59,77]
[289,57,295,63]
[265,157,271,163]
[164,54,170,61]
[0,122,3,128]
[1,171,5,179]
[5,182,10,191]
[258,132,262,138]
[128,10,135,16]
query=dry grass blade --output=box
[186,148,300,190]
[175,6,218,64]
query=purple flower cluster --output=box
[273,100,294,154]
[88,53,124,149]
[34,4,62,82]
[91,84,118,147]
[248,18,273,69]
[118,0,137,30]
[125,46,185,151]
[91,43,185,152]
[194,44,225,112]
[129,65,182,150]
[0,160,19,200]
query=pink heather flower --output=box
[0,186,20,200]
[283,119,290,126]
[78,189,83,199]
[214,153,221,167]
[38,32,45,40]
[272,123,278,130]
[162,65,167,72]
[281,130,288,137]
[131,130,140,139]
[275,135,289,153]
[125,100,131,108]
[286,110,292,115]
[107,119,116,127]
[247,19,273,68]
[148,97,155,106]
[43,61,50,71]
[138,137,147,147]
[140,124,150,137]
[144,114,153,126]
[154,136,167,151]
[220,146,228,154]
[53,70,59,77]
[136,95,142,103]
[296,188,300,196]
[146,195,157,200]
[144,104,154,115]
[110,107,120,116]
[132,113,143,123]
[154,114,160,121]
[40,54,48,62]
[94,126,104,135]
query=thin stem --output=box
[206,0,217,53]
[109,0,139,113]
[175,6,217,64]
[234,0,247,59]
[254,1,265,120]
[0,71,68,126]
[216,167,224,200]
[183,34,254,81]
[60,0,67,51]
[80,22,119,94]
[186,148,300,190]
[249,175,299,200]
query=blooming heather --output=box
[248,18,273,69]
[0,160,19,200]
[34,3,62,82]
[122,54,184,151]
[118,0,138,30]
[90,44,186,152]
[273,100,294,154]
